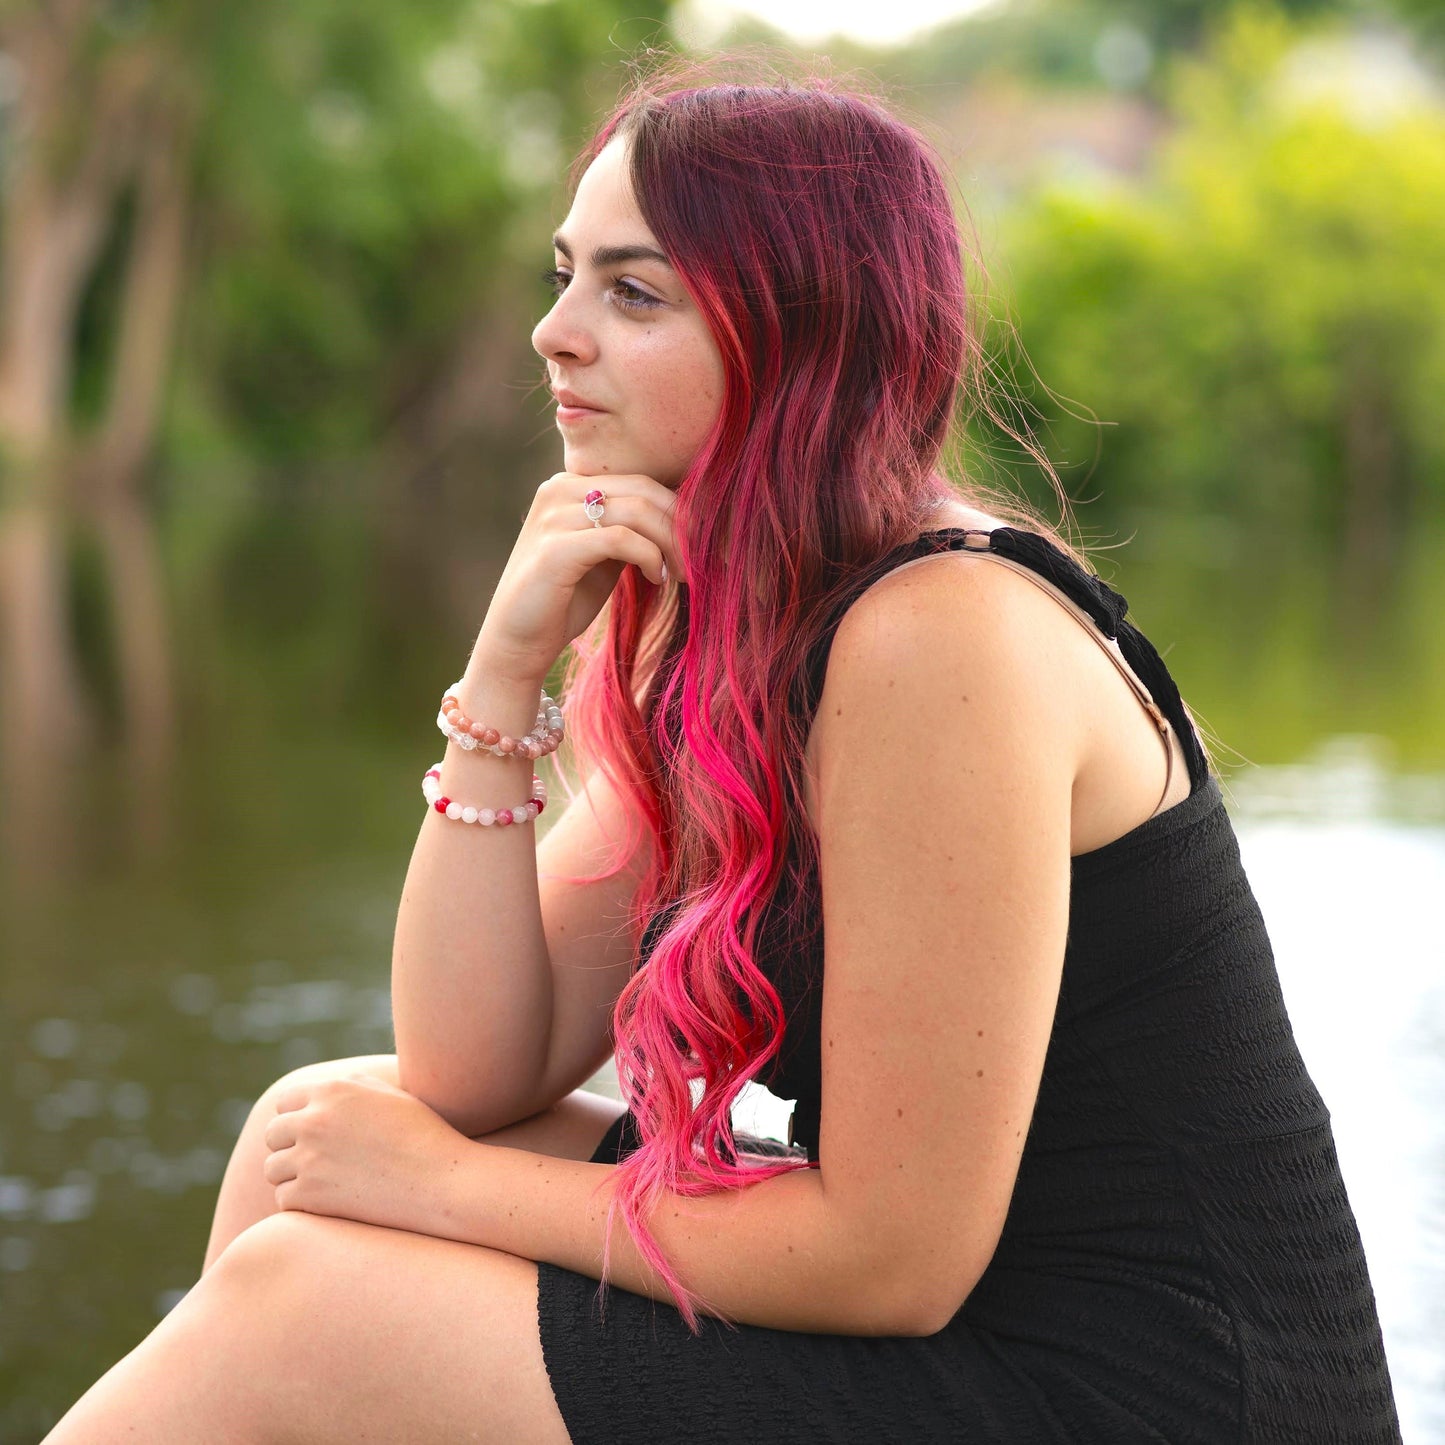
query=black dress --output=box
[535,526,1402,1444]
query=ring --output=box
[583,489,605,528]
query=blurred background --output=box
[0,0,1442,1437]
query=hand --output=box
[474,471,681,686]
[263,1071,468,1235]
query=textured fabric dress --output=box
[535,525,1403,1444]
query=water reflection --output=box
[0,740,1441,1441]
[1226,743,1445,1445]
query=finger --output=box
[273,1083,309,1114]
[558,522,670,588]
[262,1113,298,1152]
[556,478,681,582]
[263,1148,297,1187]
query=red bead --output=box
[584,488,604,504]
[433,798,450,813]
[496,809,513,826]
[533,797,546,815]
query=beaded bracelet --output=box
[437,679,564,760]
[422,765,548,826]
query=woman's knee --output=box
[263,1052,400,1106]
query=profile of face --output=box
[531,134,725,489]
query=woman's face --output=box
[532,135,724,489]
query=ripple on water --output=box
[0,1177,33,1219]
[29,1018,79,1060]
[108,1081,150,1122]
[0,1236,35,1271]
[37,1172,96,1224]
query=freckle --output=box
[896,1107,903,1118]
[787,1244,794,1252]
[977,1030,983,1037]
[976,1069,983,1077]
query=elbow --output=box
[393,1056,542,1139]
[864,1240,988,1337]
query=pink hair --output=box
[542,53,1079,1334]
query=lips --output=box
[553,389,606,411]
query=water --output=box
[1,741,1441,1441]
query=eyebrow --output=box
[551,233,674,270]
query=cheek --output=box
[647,345,723,442]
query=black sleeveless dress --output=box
[535,526,1402,1444]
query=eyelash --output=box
[539,267,661,313]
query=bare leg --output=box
[203,1053,625,1272]
[43,1210,574,1444]
[43,1056,626,1443]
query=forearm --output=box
[435,1142,930,1336]
[391,652,555,1135]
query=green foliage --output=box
[143,0,675,467]
[980,4,1445,553]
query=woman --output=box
[46,58,1401,1443]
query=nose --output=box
[531,285,598,367]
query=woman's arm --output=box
[285,554,1075,1335]
[429,556,1079,1335]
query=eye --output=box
[539,267,662,313]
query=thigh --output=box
[273,1053,627,1157]
[198,1208,572,1444]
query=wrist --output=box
[466,637,554,695]
[432,1139,499,1244]
[439,670,562,765]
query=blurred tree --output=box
[975,5,1445,638]
[0,0,667,883]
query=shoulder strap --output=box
[800,527,1209,798]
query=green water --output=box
[2,494,1442,1439]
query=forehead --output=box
[562,136,647,234]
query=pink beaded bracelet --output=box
[422,765,547,826]
[437,679,564,761]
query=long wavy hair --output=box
[541,53,1085,1334]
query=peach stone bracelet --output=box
[436,679,564,760]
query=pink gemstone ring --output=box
[583,489,606,527]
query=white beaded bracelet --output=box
[422,765,547,826]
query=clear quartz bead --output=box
[478,808,496,826]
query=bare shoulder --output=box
[802,549,1088,831]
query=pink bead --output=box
[498,736,516,754]
[533,797,546,815]
[468,721,487,739]
[445,708,463,725]
[424,769,440,780]
[481,727,500,746]
[496,809,513,826]
[584,488,604,504]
